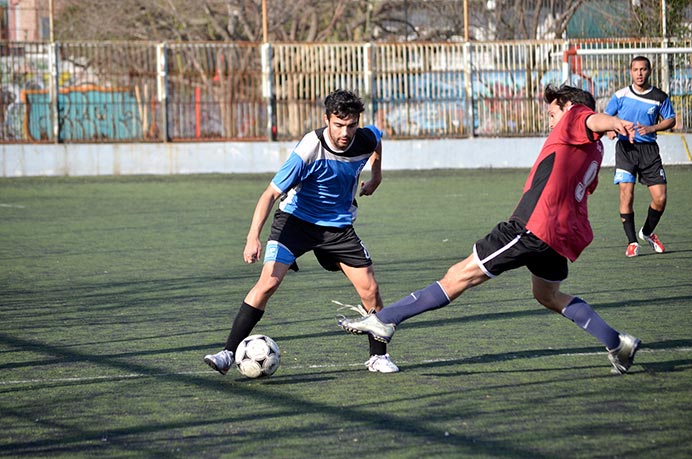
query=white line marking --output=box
[1,348,689,386]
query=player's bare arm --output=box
[587,114,635,142]
[244,185,282,263]
[359,140,382,196]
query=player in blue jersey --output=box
[204,89,399,374]
[604,56,676,257]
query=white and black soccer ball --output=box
[234,334,281,378]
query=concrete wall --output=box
[1,134,690,177]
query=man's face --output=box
[325,113,359,149]
[548,100,572,131]
[630,60,651,88]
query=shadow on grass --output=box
[0,332,567,459]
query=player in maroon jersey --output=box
[338,85,642,374]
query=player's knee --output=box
[532,287,557,310]
[358,281,380,303]
[256,277,283,296]
[651,194,667,210]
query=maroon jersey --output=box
[511,104,603,262]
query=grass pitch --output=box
[1,167,691,458]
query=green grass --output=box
[1,167,691,458]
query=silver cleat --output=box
[338,313,396,343]
[204,349,234,375]
[607,333,641,374]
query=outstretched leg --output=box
[531,275,639,374]
[338,254,489,342]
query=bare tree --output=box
[54,0,691,42]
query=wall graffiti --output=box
[22,85,144,141]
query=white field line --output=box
[1,347,689,387]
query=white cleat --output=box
[204,349,234,375]
[366,354,399,373]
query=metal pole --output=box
[464,0,469,42]
[49,42,59,143]
[262,0,268,43]
[156,43,170,142]
[49,0,55,42]
[48,0,58,142]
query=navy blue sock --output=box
[562,297,620,349]
[377,282,451,325]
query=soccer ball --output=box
[234,334,281,378]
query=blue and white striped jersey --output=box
[270,125,382,228]
[604,85,676,143]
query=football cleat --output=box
[639,228,665,253]
[625,242,639,257]
[338,313,396,343]
[204,349,234,375]
[607,333,641,375]
[366,354,399,373]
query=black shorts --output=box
[614,140,667,186]
[473,220,568,282]
[266,210,372,272]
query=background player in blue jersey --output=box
[338,85,642,375]
[605,56,676,257]
[204,89,399,374]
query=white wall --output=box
[1,134,690,177]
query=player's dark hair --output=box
[631,55,651,70]
[543,84,596,111]
[324,89,365,119]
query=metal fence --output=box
[1,38,690,143]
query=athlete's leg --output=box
[375,254,489,325]
[205,261,292,372]
[618,182,638,244]
[217,261,293,354]
[340,263,395,362]
[439,253,491,301]
[618,181,635,214]
[531,275,620,349]
[244,261,292,310]
[530,275,572,313]
[340,263,382,312]
[642,183,667,237]
[647,183,667,212]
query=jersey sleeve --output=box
[363,125,384,146]
[660,96,676,120]
[271,151,305,194]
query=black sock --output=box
[369,334,387,356]
[620,212,637,244]
[225,302,264,353]
[642,207,664,236]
